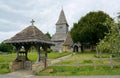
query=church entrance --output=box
[73,45,79,52]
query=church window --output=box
[59,26,62,28]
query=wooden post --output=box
[96,47,99,57]
[76,58,79,67]
[16,48,19,61]
[42,44,48,69]
[99,50,102,58]
[24,45,30,61]
[44,48,47,69]
[14,45,21,61]
[37,47,40,62]
[60,59,62,66]
[35,45,41,62]
[110,55,113,69]
[93,60,96,70]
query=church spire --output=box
[56,9,68,26]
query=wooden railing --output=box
[48,56,120,69]
[0,54,120,70]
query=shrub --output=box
[0,64,10,74]
[0,43,14,53]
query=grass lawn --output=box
[53,52,116,65]
[28,51,71,62]
[0,52,120,75]
[37,52,120,76]
[0,51,71,74]
[0,52,71,63]
[36,66,120,76]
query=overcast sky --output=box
[0,0,120,42]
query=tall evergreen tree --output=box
[71,11,113,46]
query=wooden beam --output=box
[35,44,41,62]
[14,45,21,62]
[42,44,48,69]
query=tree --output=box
[71,11,113,46]
[0,43,14,53]
[96,15,120,57]
[45,32,51,39]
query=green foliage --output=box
[0,43,14,53]
[0,64,9,69]
[96,16,120,56]
[71,11,113,46]
[45,32,51,39]
[0,52,71,74]
[0,64,10,74]
[37,66,120,76]
[47,48,52,53]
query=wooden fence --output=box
[0,54,120,69]
[48,56,120,69]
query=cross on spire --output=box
[31,19,35,25]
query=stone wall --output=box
[32,62,44,73]
[51,42,63,52]
[9,61,32,72]
[9,61,24,72]
[32,61,51,73]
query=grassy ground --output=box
[28,51,71,62]
[0,52,71,74]
[0,52,71,63]
[36,66,120,76]
[37,52,120,76]
[0,52,120,75]
[54,52,119,65]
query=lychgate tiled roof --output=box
[4,21,53,44]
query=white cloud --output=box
[0,31,17,42]
[0,0,120,42]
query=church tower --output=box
[56,9,69,34]
[51,9,69,52]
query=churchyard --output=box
[0,51,120,75]
[36,52,120,76]
[0,52,70,74]
[0,4,120,76]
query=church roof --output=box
[4,20,53,44]
[63,32,73,46]
[51,33,67,41]
[56,9,68,26]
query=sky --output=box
[0,0,120,42]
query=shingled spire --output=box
[56,9,68,26]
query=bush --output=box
[47,48,52,53]
[0,64,10,74]
[0,43,14,53]
[0,64,9,69]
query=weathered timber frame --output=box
[4,19,54,69]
